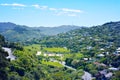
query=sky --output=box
[0,0,120,27]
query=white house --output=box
[48,53,55,56]
[100,48,104,51]
[44,53,47,56]
[56,54,63,57]
[36,51,41,56]
[97,54,105,57]
[109,67,119,71]
[116,47,120,54]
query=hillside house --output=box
[116,47,120,54]
[95,70,113,80]
[97,54,105,57]
[36,51,41,55]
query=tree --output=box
[0,35,9,80]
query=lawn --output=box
[41,60,63,67]
[43,47,70,53]
[64,53,84,60]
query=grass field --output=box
[64,53,84,60]
[43,47,70,53]
[41,60,63,67]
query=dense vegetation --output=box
[40,21,120,53]
[38,21,120,79]
[0,34,9,80]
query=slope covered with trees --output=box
[39,21,120,79]
[41,21,120,54]
[0,34,9,80]
[0,22,81,42]
[0,34,84,80]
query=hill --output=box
[35,25,82,35]
[0,22,81,42]
[41,21,120,54]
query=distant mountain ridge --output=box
[0,22,81,42]
[34,25,82,35]
[0,22,17,32]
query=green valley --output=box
[0,21,120,80]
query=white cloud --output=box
[32,4,48,10]
[49,8,57,11]
[40,6,48,10]
[0,3,26,7]
[56,12,77,17]
[12,7,24,10]
[55,8,83,17]
[55,12,63,16]
[0,3,83,17]
[31,4,40,8]
[62,8,82,13]
[67,14,77,17]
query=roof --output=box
[109,67,119,71]
[116,47,120,51]
[97,54,105,57]
[105,72,113,78]
[100,70,107,75]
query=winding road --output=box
[37,52,92,80]
[59,61,92,80]
[60,61,76,71]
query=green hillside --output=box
[0,22,81,42]
[39,21,120,79]
[41,21,120,54]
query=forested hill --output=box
[0,22,81,42]
[41,21,120,54]
[34,25,82,35]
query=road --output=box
[40,54,92,79]
[60,61,76,71]
[2,47,16,60]
[60,61,92,80]
[82,71,92,80]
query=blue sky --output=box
[0,0,120,27]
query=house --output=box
[83,58,92,61]
[105,72,113,79]
[105,52,109,55]
[100,70,107,75]
[100,48,104,51]
[94,62,107,67]
[116,47,120,54]
[86,46,92,50]
[36,51,41,56]
[108,67,119,71]
[83,58,88,61]
[97,54,105,57]
[113,47,120,55]
[44,53,47,56]
[56,54,63,57]
[95,70,113,80]
[48,53,55,56]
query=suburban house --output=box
[116,47,120,54]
